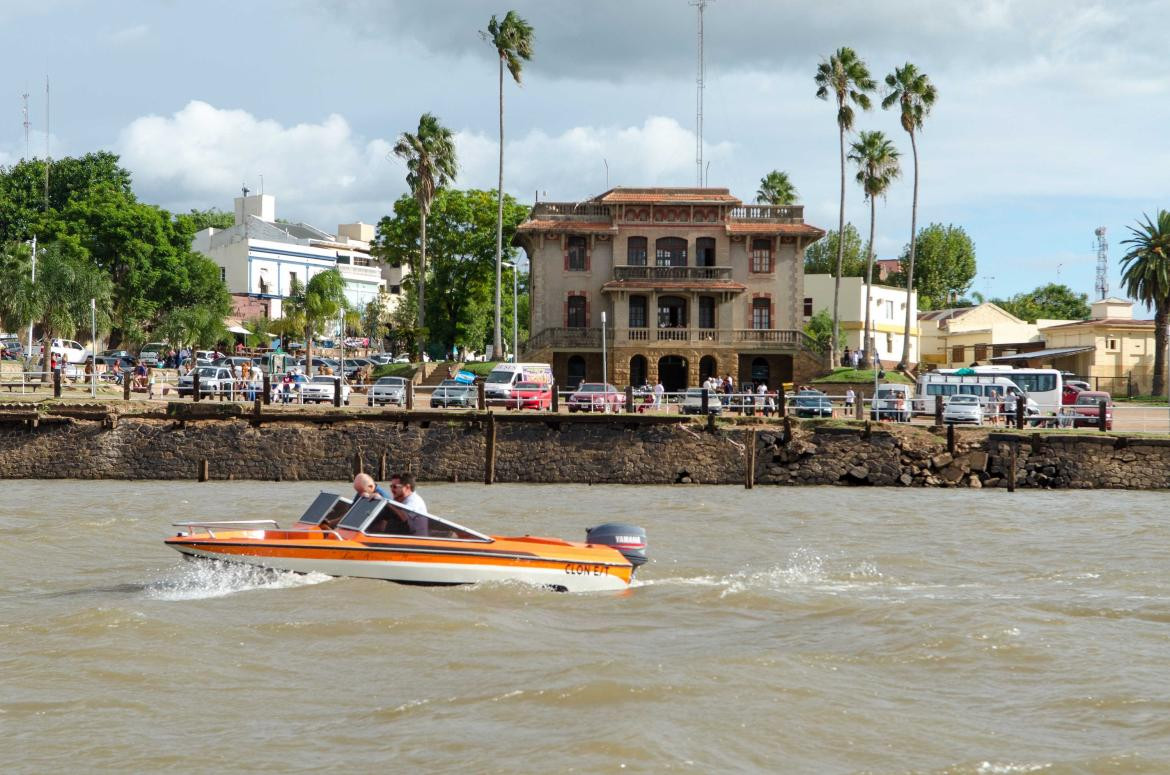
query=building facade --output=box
[803,274,918,366]
[192,194,394,325]
[1034,299,1158,394]
[515,187,826,390]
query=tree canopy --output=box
[1120,210,1170,396]
[991,283,1091,323]
[803,224,869,278]
[372,188,529,358]
[887,223,976,310]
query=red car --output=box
[567,382,626,413]
[1062,383,1084,405]
[1068,390,1114,430]
[506,381,553,410]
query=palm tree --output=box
[284,270,348,375]
[847,131,901,370]
[0,237,112,376]
[393,113,458,360]
[1120,211,1170,396]
[484,11,534,359]
[756,170,798,205]
[882,62,937,370]
[816,47,876,367]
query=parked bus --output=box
[913,372,1039,419]
[936,366,1063,414]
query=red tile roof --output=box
[725,222,825,237]
[596,187,742,204]
[515,220,616,234]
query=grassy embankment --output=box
[811,367,914,385]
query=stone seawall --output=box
[1,404,1169,489]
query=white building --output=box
[191,193,401,325]
[803,274,919,366]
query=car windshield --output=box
[485,371,515,384]
[949,395,979,404]
[311,376,334,384]
[877,389,904,399]
[516,382,542,390]
[197,367,216,377]
[577,383,606,393]
[1075,394,1105,406]
[376,377,405,386]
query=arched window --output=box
[567,295,587,328]
[751,238,772,272]
[628,295,648,328]
[567,355,587,390]
[629,355,647,387]
[655,237,688,267]
[627,237,647,266]
[751,298,771,329]
[699,355,718,383]
[696,237,716,267]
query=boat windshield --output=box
[364,501,491,542]
[296,492,351,527]
[338,498,385,531]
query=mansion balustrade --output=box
[523,326,822,353]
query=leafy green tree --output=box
[373,189,529,358]
[155,305,229,350]
[755,170,798,205]
[1120,211,1170,396]
[173,208,235,236]
[0,152,133,243]
[888,223,976,311]
[0,236,113,374]
[804,224,868,277]
[803,308,834,352]
[816,46,876,367]
[848,130,901,368]
[284,269,348,374]
[883,62,938,368]
[991,283,1091,323]
[393,113,458,358]
[484,10,534,357]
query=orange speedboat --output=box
[166,493,648,593]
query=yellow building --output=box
[1028,299,1159,394]
[803,274,918,367]
[917,303,1049,367]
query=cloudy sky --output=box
[3,0,1168,303]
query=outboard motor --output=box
[586,523,648,571]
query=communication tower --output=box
[691,0,711,187]
[1094,227,1108,300]
[21,92,30,159]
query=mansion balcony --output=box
[523,326,823,354]
[604,265,743,294]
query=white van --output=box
[483,362,554,405]
[914,373,1039,418]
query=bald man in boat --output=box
[353,473,390,500]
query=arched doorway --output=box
[750,357,770,386]
[658,355,688,392]
[699,355,717,384]
[629,355,648,388]
[567,355,587,389]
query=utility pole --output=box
[44,76,50,208]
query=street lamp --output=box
[501,260,519,364]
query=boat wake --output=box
[634,548,888,597]
[145,559,332,601]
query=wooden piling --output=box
[193,369,201,402]
[198,459,209,482]
[378,452,387,481]
[352,452,363,477]
[934,395,943,425]
[262,373,271,405]
[477,381,486,411]
[123,373,131,401]
[947,422,955,454]
[406,382,414,410]
[53,369,62,398]
[625,385,634,413]
[1008,443,1018,492]
[484,412,497,485]
[1016,395,1025,429]
[744,428,757,489]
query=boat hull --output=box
[167,536,633,593]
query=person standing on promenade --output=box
[653,378,665,410]
[845,388,855,416]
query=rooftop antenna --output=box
[21,92,30,160]
[259,173,264,195]
[691,0,711,187]
[44,76,50,208]
[1094,226,1108,300]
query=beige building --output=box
[917,303,1050,367]
[803,274,918,366]
[515,187,826,390]
[1027,299,1159,394]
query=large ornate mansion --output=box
[515,187,827,391]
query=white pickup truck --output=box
[30,338,89,364]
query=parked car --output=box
[793,389,834,418]
[344,337,370,348]
[176,366,236,397]
[567,382,626,413]
[1,337,25,358]
[368,376,407,407]
[392,354,412,364]
[506,381,554,410]
[32,338,89,364]
[1062,383,1085,405]
[942,393,984,425]
[299,375,352,405]
[431,381,474,409]
[138,342,170,367]
[192,350,216,366]
[94,353,137,371]
[211,356,254,370]
[1067,390,1114,430]
[680,387,724,415]
[871,383,912,422]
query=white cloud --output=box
[108,24,149,44]
[117,101,400,227]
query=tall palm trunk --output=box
[831,121,845,369]
[861,195,876,370]
[493,56,505,357]
[898,130,920,370]
[418,211,428,359]
[305,324,314,376]
[1154,304,1167,397]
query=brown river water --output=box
[2,481,1168,773]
